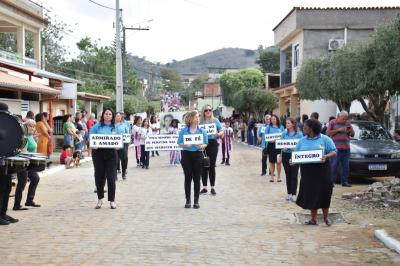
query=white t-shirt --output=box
[139,127,153,145]
[150,122,160,135]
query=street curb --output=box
[39,157,92,178]
[374,229,400,254]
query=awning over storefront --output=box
[77,92,110,102]
[0,71,60,95]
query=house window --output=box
[293,44,300,68]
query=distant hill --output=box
[127,47,259,78]
[166,48,258,74]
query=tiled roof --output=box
[273,6,400,31]
[0,71,60,95]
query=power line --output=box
[88,0,116,11]
[47,63,116,79]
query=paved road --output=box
[1,143,399,265]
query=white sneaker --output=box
[291,195,297,202]
[110,201,117,209]
[95,199,103,209]
[286,195,291,201]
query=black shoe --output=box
[122,173,126,179]
[145,166,149,170]
[117,170,121,174]
[342,183,352,187]
[193,202,200,209]
[25,201,41,207]
[225,161,230,166]
[13,205,28,211]
[0,217,10,225]
[200,188,207,194]
[260,173,266,176]
[211,188,216,196]
[220,160,225,165]
[2,214,18,223]
[185,199,191,208]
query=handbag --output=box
[202,149,210,168]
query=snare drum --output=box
[27,157,47,172]
[19,153,47,172]
[4,156,30,174]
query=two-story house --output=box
[0,0,109,119]
[272,7,400,122]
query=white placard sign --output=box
[199,123,217,135]
[183,134,204,145]
[145,134,182,151]
[275,139,300,149]
[90,134,123,148]
[260,126,266,134]
[291,150,323,164]
[264,132,282,141]
[123,134,131,143]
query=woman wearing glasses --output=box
[200,105,224,196]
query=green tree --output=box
[256,46,280,74]
[161,68,182,91]
[220,68,265,107]
[181,75,208,105]
[232,88,278,119]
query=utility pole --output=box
[115,0,123,112]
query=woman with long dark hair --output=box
[35,113,49,156]
[281,117,303,202]
[90,108,118,209]
[266,115,284,182]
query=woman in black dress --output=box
[294,119,337,226]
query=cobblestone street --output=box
[1,143,399,265]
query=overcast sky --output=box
[40,0,400,63]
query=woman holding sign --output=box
[266,115,284,182]
[132,116,142,167]
[281,117,303,202]
[294,119,337,226]
[257,114,271,176]
[115,112,130,179]
[177,111,208,209]
[90,108,119,209]
[200,105,224,196]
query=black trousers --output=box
[140,145,149,167]
[222,141,230,161]
[117,144,129,174]
[15,170,40,207]
[282,152,299,195]
[151,151,159,156]
[241,131,245,142]
[92,149,117,201]
[261,148,268,175]
[181,151,202,202]
[0,173,12,215]
[202,140,218,187]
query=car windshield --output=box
[352,123,392,140]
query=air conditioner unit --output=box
[328,39,345,51]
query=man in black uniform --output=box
[0,102,19,225]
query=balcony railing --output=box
[0,49,39,68]
[280,68,292,86]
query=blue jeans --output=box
[330,149,350,184]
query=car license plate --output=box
[368,164,387,171]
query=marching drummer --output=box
[0,102,19,225]
[14,119,41,211]
[90,108,119,209]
